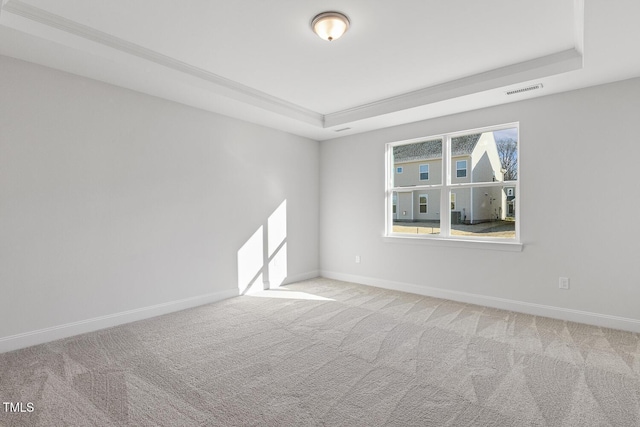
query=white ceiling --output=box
[1,0,639,140]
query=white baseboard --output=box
[0,288,238,354]
[320,270,640,334]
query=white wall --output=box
[0,56,319,349]
[320,77,640,332]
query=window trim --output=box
[385,123,521,250]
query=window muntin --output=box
[387,124,519,242]
[391,190,441,235]
[392,139,442,188]
[419,164,429,180]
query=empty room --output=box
[1,1,639,426]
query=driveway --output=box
[393,220,515,238]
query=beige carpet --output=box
[1,278,639,426]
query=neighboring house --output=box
[393,132,506,224]
[505,186,516,217]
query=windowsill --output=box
[382,234,523,252]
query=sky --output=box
[493,128,518,141]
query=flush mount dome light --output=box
[311,11,350,41]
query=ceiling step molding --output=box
[0,0,587,138]
[324,49,582,128]
[0,0,323,126]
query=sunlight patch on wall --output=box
[244,273,265,294]
[237,226,264,294]
[269,242,287,288]
[268,200,287,288]
[268,200,287,257]
[237,200,289,294]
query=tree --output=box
[496,138,518,181]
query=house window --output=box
[456,160,467,178]
[396,167,403,174]
[419,164,429,180]
[387,124,520,245]
[419,194,428,213]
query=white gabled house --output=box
[393,132,507,224]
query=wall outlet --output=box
[355,255,361,264]
[559,277,570,290]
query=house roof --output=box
[394,134,481,163]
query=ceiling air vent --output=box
[505,83,543,96]
[334,127,351,132]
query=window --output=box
[419,164,429,180]
[386,124,519,245]
[396,167,403,174]
[456,160,467,178]
[419,194,428,213]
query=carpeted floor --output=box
[1,278,639,426]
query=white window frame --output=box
[419,164,429,181]
[384,123,521,251]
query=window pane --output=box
[388,125,519,242]
[450,185,516,239]
[392,139,442,186]
[392,189,441,235]
[451,129,518,184]
[493,127,518,181]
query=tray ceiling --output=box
[1,0,639,140]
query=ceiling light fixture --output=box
[311,11,350,42]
